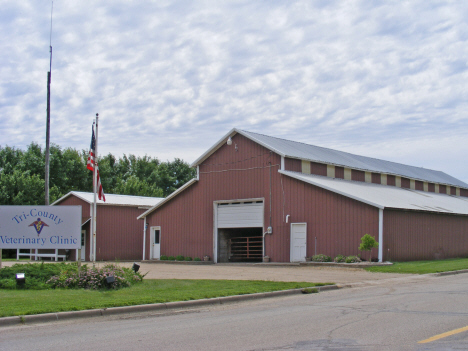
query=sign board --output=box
[0,206,81,249]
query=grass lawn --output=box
[0,279,330,317]
[365,258,468,274]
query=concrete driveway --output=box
[1,260,412,285]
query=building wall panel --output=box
[387,175,396,186]
[383,210,468,261]
[372,173,381,184]
[310,162,327,176]
[284,158,301,172]
[352,170,365,182]
[335,167,344,179]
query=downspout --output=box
[142,217,147,261]
[378,209,383,262]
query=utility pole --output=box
[45,2,53,205]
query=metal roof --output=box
[239,130,468,188]
[280,170,468,215]
[52,191,164,207]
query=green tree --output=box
[358,234,379,261]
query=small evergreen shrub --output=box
[159,255,168,260]
[311,254,332,262]
[345,255,361,263]
[175,255,185,261]
[167,256,176,261]
[194,257,201,261]
[334,255,346,263]
[185,257,192,261]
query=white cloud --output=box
[1,1,468,183]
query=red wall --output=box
[56,195,146,261]
[145,133,380,262]
[383,210,468,261]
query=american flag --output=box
[87,124,106,202]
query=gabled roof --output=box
[280,170,468,215]
[192,128,468,189]
[52,191,164,208]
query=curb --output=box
[429,269,468,277]
[0,284,338,327]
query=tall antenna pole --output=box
[45,1,53,205]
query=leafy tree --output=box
[358,234,379,261]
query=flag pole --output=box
[93,113,99,266]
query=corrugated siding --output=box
[95,205,146,260]
[416,181,424,191]
[428,183,435,192]
[282,176,380,260]
[387,175,396,186]
[372,173,381,184]
[352,170,365,182]
[146,134,280,260]
[55,195,145,261]
[285,158,301,172]
[335,166,344,179]
[384,210,468,261]
[310,162,327,176]
[145,131,380,262]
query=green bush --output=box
[345,256,361,263]
[0,262,76,290]
[175,255,185,261]
[194,257,201,261]
[167,256,176,261]
[185,257,192,261]
[47,264,144,290]
[334,255,346,263]
[159,255,168,261]
[311,254,332,262]
[358,234,379,261]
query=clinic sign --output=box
[0,206,81,249]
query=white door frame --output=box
[290,222,307,262]
[150,226,161,260]
[213,198,264,263]
[81,229,86,261]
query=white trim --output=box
[378,209,383,263]
[213,198,265,263]
[213,203,218,263]
[150,226,161,260]
[281,156,285,171]
[142,217,147,260]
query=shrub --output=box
[0,262,77,290]
[358,234,379,261]
[334,255,346,263]
[194,257,201,261]
[46,264,144,290]
[159,255,168,261]
[311,254,332,262]
[345,256,361,263]
[175,255,185,261]
[185,257,192,261]
[167,256,176,261]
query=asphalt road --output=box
[2,273,468,350]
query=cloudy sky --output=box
[2,1,468,182]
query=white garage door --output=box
[217,202,264,228]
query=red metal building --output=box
[139,129,468,262]
[52,192,163,261]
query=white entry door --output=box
[151,227,161,259]
[290,223,307,262]
[80,230,86,261]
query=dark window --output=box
[154,230,160,244]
